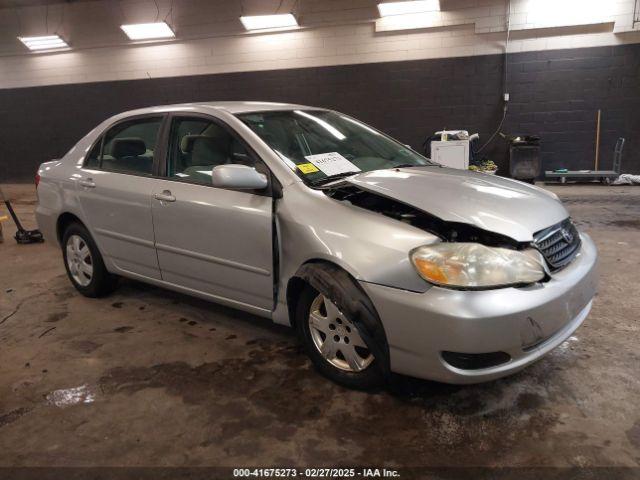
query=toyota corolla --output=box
[36,102,597,389]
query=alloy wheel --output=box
[308,293,374,372]
[66,234,93,287]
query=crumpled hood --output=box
[345,166,569,242]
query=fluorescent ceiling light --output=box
[120,22,175,40]
[378,0,440,16]
[18,35,69,51]
[240,14,298,31]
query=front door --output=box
[76,115,165,280]
[151,115,274,311]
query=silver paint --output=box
[36,101,598,384]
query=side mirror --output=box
[211,164,268,190]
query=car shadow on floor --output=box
[111,277,554,408]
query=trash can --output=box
[509,135,541,183]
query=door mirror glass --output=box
[211,164,268,190]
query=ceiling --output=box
[0,0,324,55]
[0,0,94,8]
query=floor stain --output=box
[96,339,562,465]
[45,312,68,323]
[606,219,640,230]
[627,420,640,449]
[114,326,133,333]
[0,408,31,428]
[68,340,102,354]
[46,384,97,408]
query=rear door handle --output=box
[79,178,96,188]
[154,190,176,203]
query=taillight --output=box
[35,173,40,189]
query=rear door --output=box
[151,114,274,311]
[76,115,166,280]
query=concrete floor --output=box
[0,183,639,468]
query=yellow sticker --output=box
[297,163,320,174]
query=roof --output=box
[196,101,321,114]
[109,101,324,124]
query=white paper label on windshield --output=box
[304,152,361,177]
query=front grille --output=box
[533,218,581,271]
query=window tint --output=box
[84,139,102,169]
[167,117,255,185]
[99,117,163,175]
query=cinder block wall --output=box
[0,0,639,181]
[1,0,638,88]
[1,43,638,182]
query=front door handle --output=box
[79,178,96,188]
[154,190,176,203]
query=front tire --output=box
[295,266,387,390]
[62,222,118,297]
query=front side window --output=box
[167,116,256,185]
[237,110,434,185]
[96,117,162,175]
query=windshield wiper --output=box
[311,171,360,186]
[390,163,419,169]
[387,162,440,170]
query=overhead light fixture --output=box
[120,22,175,40]
[18,35,69,52]
[377,0,440,16]
[240,13,298,31]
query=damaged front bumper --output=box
[360,232,598,384]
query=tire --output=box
[294,264,387,390]
[62,222,118,297]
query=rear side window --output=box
[86,117,163,175]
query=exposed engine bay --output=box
[324,184,524,249]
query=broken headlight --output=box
[410,243,546,289]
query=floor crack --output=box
[1,293,43,326]
[38,326,56,338]
[0,304,21,325]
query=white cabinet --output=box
[431,140,469,169]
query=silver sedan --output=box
[36,102,597,389]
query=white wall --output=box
[0,0,639,89]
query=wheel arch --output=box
[286,258,358,329]
[56,212,86,245]
[286,259,391,378]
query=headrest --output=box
[111,137,146,159]
[190,136,228,166]
[180,134,202,153]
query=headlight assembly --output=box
[411,243,546,289]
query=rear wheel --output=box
[295,265,387,390]
[62,222,118,297]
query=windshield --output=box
[237,110,436,185]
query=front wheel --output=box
[62,222,118,297]
[295,266,387,390]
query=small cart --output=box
[545,137,625,185]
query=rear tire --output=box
[294,265,387,390]
[62,222,118,297]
